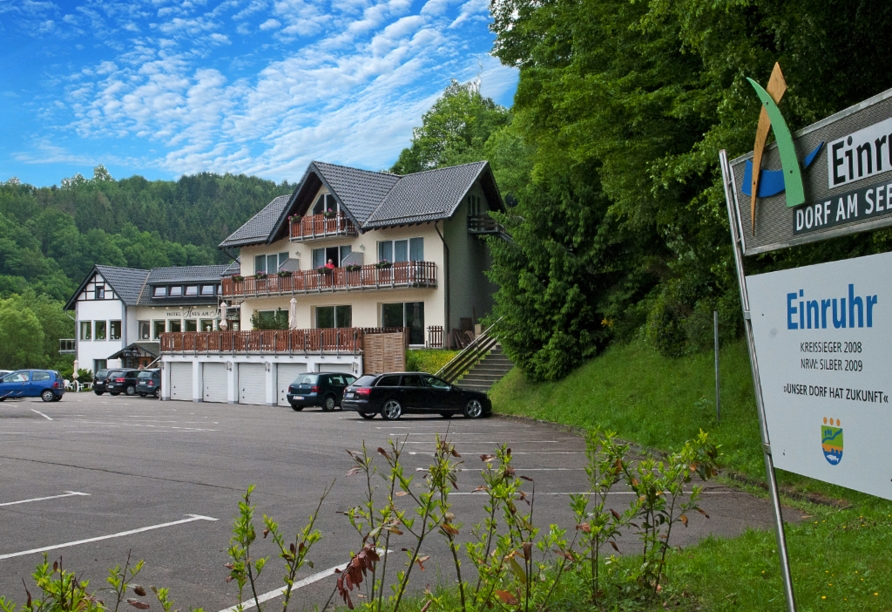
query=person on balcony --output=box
[325,259,335,270]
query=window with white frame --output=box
[80,321,92,340]
[139,321,150,340]
[110,320,121,340]
[254,252,289,274]
[95,321,107,340]
[377,238,423,264]
[94,283,106,300]
[152,321,165,339]
[311,193,338,215]
[316,305,352,328]
[169,320,182,333]
[312,245,352,268]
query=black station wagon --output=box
[341,372,491,420]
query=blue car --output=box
[0,370,66,402]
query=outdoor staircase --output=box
[436,318,513,394]
[455,344,513,393]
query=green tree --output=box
[0,296,45,368]
[391,80,511,174]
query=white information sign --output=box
[747,251,892,500]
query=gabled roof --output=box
[220,160,504,249]
[219,194,290,249]
[64,265,149,310]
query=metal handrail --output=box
[435,317,503,383]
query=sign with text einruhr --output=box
[729,87,892,255]
[747,252,892,500]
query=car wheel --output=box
[440,412,454,418]
[322,395,336,412]
[40,389,55,403]
[125,385,136,396]
[463,399,484,419]
[381,399,402,421]
[94,390,104,396]
[291,404,304,412]
[153,389,160,399]
[359,411,376,420]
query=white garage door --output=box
[239,364,266,405]
[277,363,307,406]
[317,362,356,374]
[170,363,193,401]
[203,363,227,403]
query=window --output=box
[185,320,197,332]
[316,305,352,328]
[32,371,51,382]
[312,193,338,215]
[468,194,482,216]
[382,302,424,344]
[153,321,165,339]
[313,246,352,268]
[80,321,92,340]
[200,318,214,331]
[3,371,30,382]
[139,321,150,340]
[201,285,215,296]
[185,285,199,296]
[255,252,289,274]
[94,284,106,300]
[169,320,182,333]
[378,238,423,263]
[422,374,450,389]
[94,359,107,373]
[109,320,121,340]
[153,286,166,298]
[376,375,400,386]
[169,286,183,297]
[95,321,107,340]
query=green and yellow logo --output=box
[742,63,823,234]
[821,417,843,466]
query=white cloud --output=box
[259,18,280,30]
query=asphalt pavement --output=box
[0,393,801,610]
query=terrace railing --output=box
[222,261,437,299]
[290,212,357,241]
[160,327,379,356]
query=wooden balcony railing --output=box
[160,328,370,355]
[468,213,503,234]
[222,261,437,299]
[290,212,357,241]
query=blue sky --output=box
[0,0,518,187]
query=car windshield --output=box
[293,374,319,385]
[2,372,29,383]
[96,370,108,378]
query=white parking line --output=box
[452,491,733,496]
[409,451,583,456]
[30,410,53,421]
[0,491,90,507]
[0,514,218,561]
[403,440,560,445]
[216,563,342,612]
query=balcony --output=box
[290,212,357,241]
[59,339,76,354]
[221,261,437,301]
[468,213,503,235]
[160,327,408,356]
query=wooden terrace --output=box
[160,327,408,356]
[290,212,357,241]
[221,261,437,301]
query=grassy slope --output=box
[489,340,892,610]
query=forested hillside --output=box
[0,168,292,302]
[0,168,291,371]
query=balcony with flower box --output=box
[221,261,437,302]
[290,212,358,241]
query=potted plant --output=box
[345,264,362,272]
[375,259,392,269]
[254,272,268,280]
[232,275,245,282]
[277,270,292,277]
[317,265,332,275]
[323,207,337,219]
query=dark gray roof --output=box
[65,265,150,310]
[219,194,290,248]
[313,162,400,225]
[145,265,231,284]
[223,259,240,275]
[107,342,160,359]
[137,264,228,307]
[219,160,503,248]
[364,162,488,228]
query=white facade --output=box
[71,272,129,372]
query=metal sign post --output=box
[720,150,797,611]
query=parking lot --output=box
[0,393,789,610]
